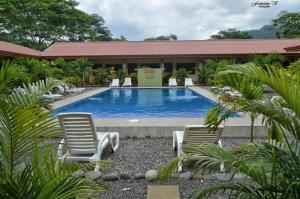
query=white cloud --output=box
[77,0,300,40]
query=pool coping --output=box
[52,86,267,138]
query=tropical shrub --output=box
[176,68,188,85]
[159,63,300,198]
[94,68,108,85]
[251,52,285,70]
[0,75,107,197]
[130,72,138,86]
[163,72,172,84]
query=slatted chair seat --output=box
[57,113,119,171]
[173,125,223,172]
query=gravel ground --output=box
[99,137,262,199]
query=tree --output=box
[272,11,300,38]
[144,34,177,41]
[113,35,127,41]
[159,63,300,198]
[0,0,112,50]
[211,28,252,39]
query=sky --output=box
[77,0,300,40]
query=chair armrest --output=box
[218,139,223,148]
[57,138,65,158]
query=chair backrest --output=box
[123,78,132,86]
[58,113,97,155]
[169,78,177,85]
[182,125,223,152]
[112,79,119,86]
[185,78,192,83]
[124,77,131,83]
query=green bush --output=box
[94,68,107,85]
[175,68,188,85]
[163,72,172,84]
[130,72,138,86]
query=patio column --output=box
[122,63,128,75]
[172,62,177,75]
[160,60,165,70]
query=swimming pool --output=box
[53,88,237,118]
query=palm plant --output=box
[206,70,265,142]
[159,63,300,198]
[0,78,107,198]
[252,52,285,70]
[0,60,29,95]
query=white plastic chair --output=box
[184,78,194,87]
[110,79,119,87]
[122,78,132,87]
[43,91,63,100]
[57,112,119,171]
[168,78,177,87]
[66,85,85,93]
[173,125,224,172]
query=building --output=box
[0,41,40,60]
[1,39,300,80]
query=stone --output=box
[102,173,119,181]
[135,173,145,179]
[214,173,231,182]
[120,172,131,180]
[85,171,102,180]
[179,171,193,180]
[233,173,244,180]
[145,170,158,181]
[72,169,85,177]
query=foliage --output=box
[0,60,30,95]
[210,28,252,39]
[289,59,300,73]
[206,71,265,142]
[129,73,138,86]
[0,0,112,50]
[163,72,172,84]
[175,68,188,85]
[160,63,300,198]
[116,69,126,84]
[0,78,107,198]
[113,35,127,41]
[94,68,107,85]
[272,11,300,38]
[144,34,177,41]
[197,59,235,85]
[251,52,286,70]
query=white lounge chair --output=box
[184,78,194,87]
[57,112,119,171]
[110,79,119,87]
[66,85,85,93]
[169,78,177,87]
[173,125,224,172]
[122,77,132,87]
[43,91,63,100]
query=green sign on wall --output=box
[137,68,163,87]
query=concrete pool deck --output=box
[52,86,267,138]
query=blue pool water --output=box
[53,88,238,118]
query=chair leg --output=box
[218,140,224,172]
[172,132,177,151]
[177,142,183,172]
[111,133,119,152]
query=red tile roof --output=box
[284,44,300,52]
[41,39,300,58]
[0,41,41,58]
